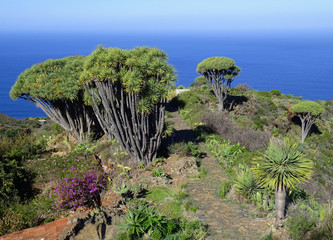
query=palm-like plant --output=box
[252,138,313,227]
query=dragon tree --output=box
[82,46,176,166]
[196,57,241,111]
[290,101,325,142]
[10,56,100,141]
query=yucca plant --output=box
[253,137,313,228]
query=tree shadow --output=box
[167,97,186,111]
[291,116,322,135]
[173,129,197,143]
[225,95,248,111]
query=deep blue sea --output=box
[0,31,332,119]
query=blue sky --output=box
[0,0,333,33]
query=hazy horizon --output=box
[1,0,332,33]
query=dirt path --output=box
[168,105,272,240]
[186,155,271,240]
[167,104,195,143]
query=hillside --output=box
[1,85,333,239]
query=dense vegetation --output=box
[2,51,333,239]
[172,83,333,239]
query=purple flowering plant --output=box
[53,166,109,210]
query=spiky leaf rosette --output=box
[253,138,313,190]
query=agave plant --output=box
[253,137,313,228]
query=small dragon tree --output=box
[290,101,325,142]
[253,137,313,228]
[196,57,241,111]
[82,47,176,166]
[10,56,100,141]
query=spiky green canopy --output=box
[10,56,85,101]
[290,101,325,116]
[81,46,176,113]
[253,138,313,190]
[196,57,241,79]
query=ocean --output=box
[0,31,332,119]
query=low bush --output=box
[308,209,333,240]
[270,89,281,96]
[203,111,270,151]
[169,141,201,159]
[0,208,25,236]
[205,135,246,166]
[50,122,64,135]
[190,76,207,89]
[0,193,56,235]
[0,133,46,161]
[285,203,317,240]
[53,167,109,210]
[0,133,42,213]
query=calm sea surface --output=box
[0,32,332,119]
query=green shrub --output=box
[179,105,206,127]
[50,122,64,135]
[0,208,25,235]
[190,76,207,89]
[178,220,207,240]
[286,204,316,240]
[169,141,201,159]
[308,209,333,240]
[171,89,213,127]
[270,89,281,96]
[0,134,37,208]
[2,128,23,138]
[254,90,272,98]
[73,142,96,155]
[128,182,144,197]
[0,133,46,161]
[205,135,245,166]
[0,193,56,235]
[163,119,175,137]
